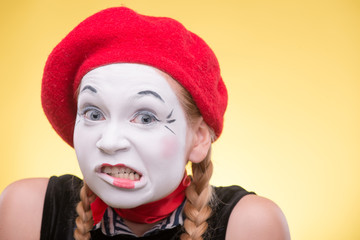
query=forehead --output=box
[80,63,176,93]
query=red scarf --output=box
[90,174,191,224]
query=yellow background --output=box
[0,0,359,239]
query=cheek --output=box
[161,136,180,159]
[74,126,97,170]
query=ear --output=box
[188,118,212,163]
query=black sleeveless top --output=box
[40,175,254,240]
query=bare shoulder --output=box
[0,178,49,240]
[225,194,290,240]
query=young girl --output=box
[0,7,290,240]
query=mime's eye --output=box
[131,111,159,125]
[82,107,105,121]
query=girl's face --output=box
[74,63,191,209]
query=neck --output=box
[123,219,158,237]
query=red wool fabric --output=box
[91,175,191,224]
[41,7,227,147]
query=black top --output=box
[40,175,254,240]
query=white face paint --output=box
[74,63,190,209]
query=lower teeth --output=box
[107,172,140,180]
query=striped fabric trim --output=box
[93,201,185,237]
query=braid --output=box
[181,150,213,240]
[170,76,215,240]
[74,182,95,240]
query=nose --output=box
[96,124,131,155]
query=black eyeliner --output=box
[165,126,176,135]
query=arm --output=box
[226,194,290,240]
[0,178,49,240]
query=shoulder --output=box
[226,194,290,240]
[0,178,49,240]
[213,185,254,205]
[44,174,82,195]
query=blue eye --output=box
[82,107,105,121]
[131,111,159,125]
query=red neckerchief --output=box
[90,174,191,224]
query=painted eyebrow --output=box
[137,90,164,102]
[81,85,97,93]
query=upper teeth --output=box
[102,166,140,180]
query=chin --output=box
[98,189,154,209]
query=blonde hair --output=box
[74,77,215,240]
[175,79,214,240]
[74,183,95,240]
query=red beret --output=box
[41,7,227,147]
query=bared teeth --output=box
[101,166,140,180]
[104,166,112,174]
[129,172,135,180]
[134,173,140,180]
[111,167,119,177]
